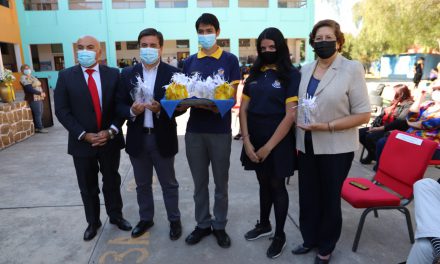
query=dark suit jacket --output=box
[54,64,125,157]
[117,62,182,158]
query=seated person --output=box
[359,84,413,164]
[406,178,440,264]
[375,83,440,170]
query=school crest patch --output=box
[217,68,225,77]
[272,80,281,88]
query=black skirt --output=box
[240,112,297,178]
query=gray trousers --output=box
[407,239,434,264]
[407,178,440,264]
[185,132,231,230]
[129,134,180,222]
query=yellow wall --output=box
[0,1,24,89]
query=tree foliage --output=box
[349,0,440,64]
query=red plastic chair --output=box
[342,130,438,252]
[428,159,440,166]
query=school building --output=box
[1,0,315,88]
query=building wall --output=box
[0,1,24,89]
[16,0,315,88]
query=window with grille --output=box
[112,0,145,9]
[24,0,58,10]
[278,0,307,8]
[155,0,187,8]
[238,0,267,7]
[69,0,102,10]
[197,0,228,7]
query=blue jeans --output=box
[29,100,43,129]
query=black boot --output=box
[360,153,374,164]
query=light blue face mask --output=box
[23,69,32,75]
[198,34,216,50]
[77,50,97,68]
[140,47,159,65]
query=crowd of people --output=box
[43,12,440,264]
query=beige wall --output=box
[37,45,55,70]
[72,42,107,64]
[115,40,190,65]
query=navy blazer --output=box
[116,62,182,158]
[54,64,125,157]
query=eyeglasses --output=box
[314,36,337,42]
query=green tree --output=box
[349,0,440,64]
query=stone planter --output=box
[0,101,34,150]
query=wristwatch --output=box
[108,129,115,140]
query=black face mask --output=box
[313,41,337,59]
[260,51,278,64]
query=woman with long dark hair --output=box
[239,27,300,259]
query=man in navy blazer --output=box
[116,28,183,240]
[55,36,132,241]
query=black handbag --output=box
[371,114,383,127]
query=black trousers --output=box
[359,127,385,160]
[73,149,123,225]
[298,138,354,256]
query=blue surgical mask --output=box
[77,50,97,68]
[198,34,216,50]
[140,47,159,65]
[23,69,32,75]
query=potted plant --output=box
[0,68,16,103]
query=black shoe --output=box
[314,255,331,264]
[292,244,312,255]
[185,226,212,245]
[169,220,182,241]
[213,229,231,248]
[244,221,272,241]
[360,155,374,164]
[110,217,132,231]
[267,234,286,259]
[83,221,102,241]
[131,220,154,238]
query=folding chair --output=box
[428,159,440,166]
[341,130,438,252]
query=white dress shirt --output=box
[81,64,102,104]
[141,62,159,128]
[78,64,118,140]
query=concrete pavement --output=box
[0,91,439,264]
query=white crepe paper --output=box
[130,74,154,103]
[299,93,317,125]
[163,72,231,100]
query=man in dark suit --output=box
[55,35,132,241]
[116,28,183,240]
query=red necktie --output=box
[85,69,102,130]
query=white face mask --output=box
[140,47,159,65]
[431,90,440,102]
